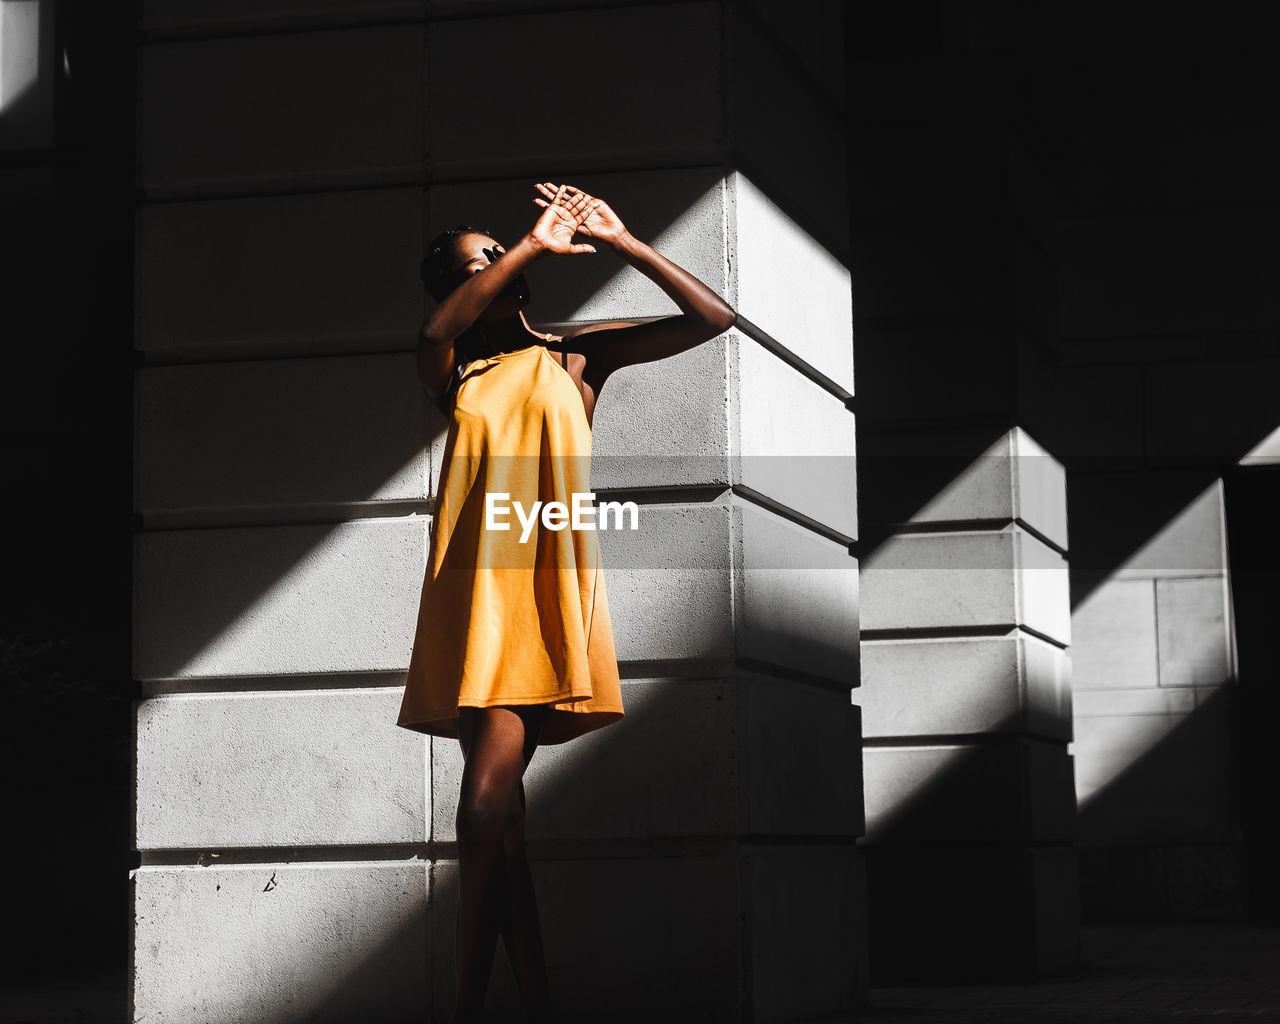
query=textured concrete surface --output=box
[137,353,430,512]
[138,25,424,194]
[130,862,429,1024]
[133,518,427,680]
[861,526,1071,643]
[135,688,427,849]
[861,636,1071,741]
[136,188,424,357]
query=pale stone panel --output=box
[732,171,855,393]
[738,501,859,682]
[136,188,423,356]
[863,740,1075,843]
[133,519,427,681]
[139,25,423,193]
[1155,576,1232,688]
[1074,687,1196,717]
[904,427,1067,548]
[1074,710,1239,843]
[1118,479,1225,577]
[860,527,1070,643]
[587,332,731,492]
[860,635,1070,741]
[735,335,857,538]
[131,862,428,1024]
[1069,578,1159,691]
[135,688,427,849]
[137,354,429,514]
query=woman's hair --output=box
[420,224,495,303]
[421,224,499,403]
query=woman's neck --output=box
[475,311,549,355]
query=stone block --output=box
[747,847,863,1022]
[588,331,732,492]
[133,519,427,680]
[429,5,722,177]
[432,673,862,842]
[428,856,740,1023]
[1156,576,1231,688]
[735,334,857,538]
[131,862,428,1023]
[139,25,423,194]
[1073,687,1196,717]
[135,688,427,849]
[863,738,1075,844]
[136,188,423,356]
[863,844,1080,982]
[860,635,1071,742]
[726,16,850,253]
[732,171,854,392]
[1068,473,1224,578]
[136,355,429,514]
[738,501,859,682]
[1069,577,1158,691]
[1073,706,1239,843]
[860,526,1070,643]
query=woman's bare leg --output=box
[495,712,552,1021]
[452,704,551,1023]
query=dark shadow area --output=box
[0,0,136,1016]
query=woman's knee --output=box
[456,779,517,847]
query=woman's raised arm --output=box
[537,183,737,379]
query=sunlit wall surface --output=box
[130,2,862,1022]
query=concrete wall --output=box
[848,3,1269,936]
[131,3,862,1022]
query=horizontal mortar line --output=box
[137,844,428,867]
[138,170,427,204]
[133,484,856,533]
[735,657,856,694]
[134,339,420,368]
[862,732,1069,749]
[860,626,1033,641]
[137,672,407,696]
[139,11,426,44]
[617,657,738,680]
[135,501,432,532]
[427,153,731,186]
[138,0,709,43]
[857,517,1017,539]
[731,485,856,547]
[856,839,1076,852]
[733,315,853,402]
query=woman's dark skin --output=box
[423,182,735,1023]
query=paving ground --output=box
[1,925,1276,1022]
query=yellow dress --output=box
[396,341,625,745]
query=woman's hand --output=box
[536,182,628,247]
[528,184,598,255]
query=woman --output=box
[396,182,735,1022]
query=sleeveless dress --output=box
[396,341,625,745]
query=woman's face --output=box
[451,232,529,322]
